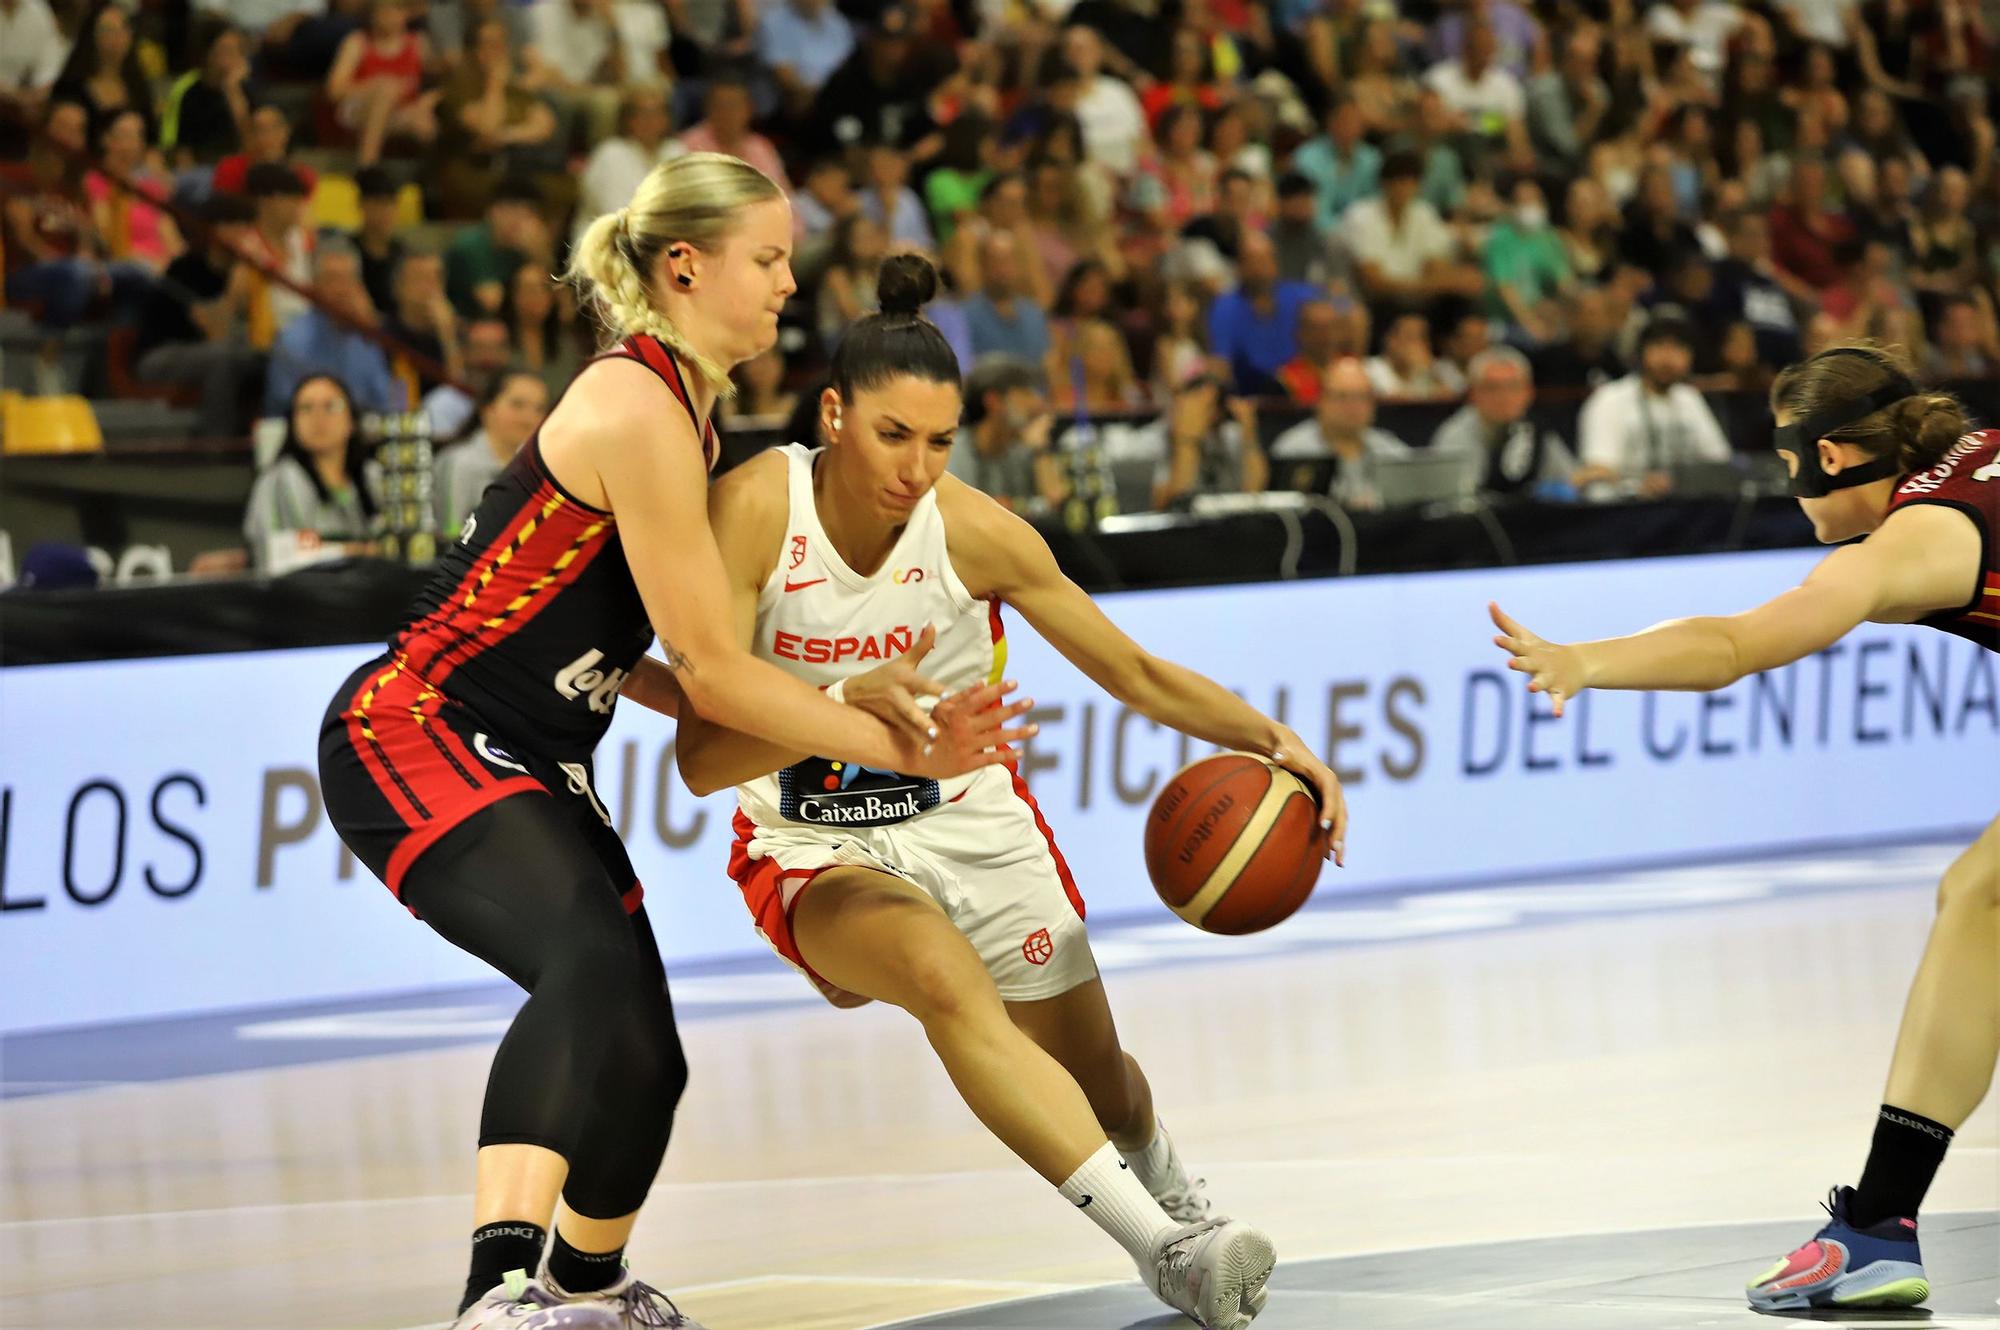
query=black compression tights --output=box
[401,795,688,1220]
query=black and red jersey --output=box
[1887,427,2000,654]
[386,334,716,761]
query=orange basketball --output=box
[1143,752,1324,934]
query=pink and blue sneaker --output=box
[1747,1186,1929,1312]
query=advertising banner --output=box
[3,549,1992,1033]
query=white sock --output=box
[1120,1117,1176,1194]
[1057,1141,1179,1264]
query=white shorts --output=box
[729,765,1097,1002]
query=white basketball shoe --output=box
[1146,1217,1276,1329]
[450,1271,620,1329]
[546,1265,711,1329]
[1127,1121,1216,1223]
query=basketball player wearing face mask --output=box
[678,253,1347,1330]
[1494,344,2000,1314]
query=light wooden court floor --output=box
[2,840,1995,1329]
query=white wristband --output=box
[825,678,847,705]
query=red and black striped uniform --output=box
[1887,428,2000,655]
[318,334,715,902]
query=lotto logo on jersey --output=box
[1022,928,1054,966]
[554,648,629,715]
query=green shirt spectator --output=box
[925,167,992,244]
[1484,180,1570,329]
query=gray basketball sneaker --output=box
[547,1266,710,1329]
[450,1271,620,1329]
[1146,1217,1276,1329]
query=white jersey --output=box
[735,444,1007,830]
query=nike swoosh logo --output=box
[1075,1194,1093,1208]
[784,578,827,592]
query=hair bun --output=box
[877,253,938,318]
[1887,392,1968,473]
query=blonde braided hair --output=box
[565,152,783,396]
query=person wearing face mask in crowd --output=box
[1484,176,1570,344]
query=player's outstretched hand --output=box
[901,679,1039,779]
[1269,729,1347,867]
[1490,601,1586,718]
[841,624,950,741]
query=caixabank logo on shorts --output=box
[777,757,942,826]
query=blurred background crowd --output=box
[1,0,1997,584]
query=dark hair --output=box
[458,368,547,443]
[1054,258,1110,317]
[55,3,147,103]
[95,106,144,148]
[829,254,962,400]
[1039,55,1084,88]
[942,112,994,172]
[279,374,378,520]
[246,162,306,197]
[1381,149,1423,182]
[493,176,542,208]
[355,165,398,200]
[1771,343,1968,477]
[197,191,256,226]
[979,171,1024,205]
[189,15,242,73]
[963,354,1044,424]
[1156,103,1204,145]
[1276,170,1315,200]
[828,212,882,270]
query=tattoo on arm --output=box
[659,638,691,673]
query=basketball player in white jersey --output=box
[675,254,1348,1330]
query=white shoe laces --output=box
[1156,1218,1225,1287]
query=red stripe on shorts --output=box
[1006,769,1085,920]
[384,777,545,896]
[730,810,834,986]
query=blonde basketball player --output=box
[322,155,1030,1330]
[675,254,1348,1330]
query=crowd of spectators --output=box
[2,0,1999,573]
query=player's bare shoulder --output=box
[538,355,702,508]
[935,472,1046,597]
[708,447,792,577]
